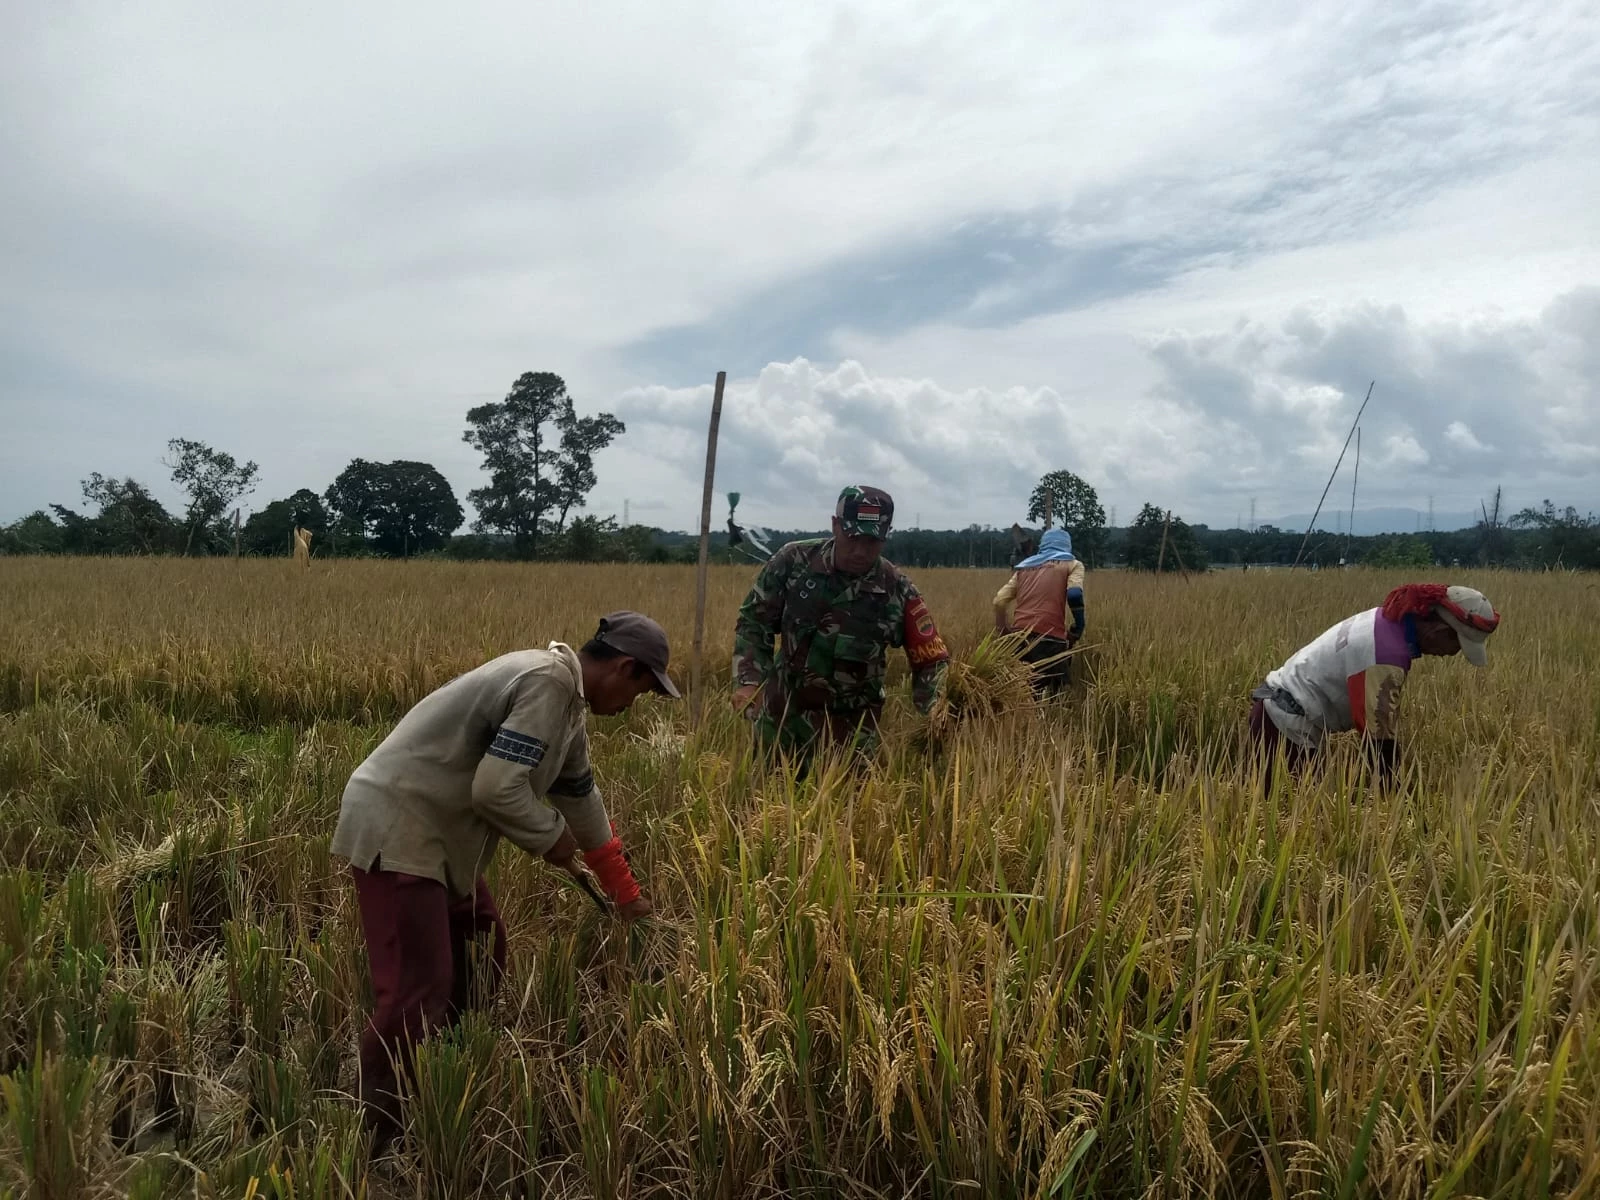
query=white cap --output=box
[1436,585,1498,667]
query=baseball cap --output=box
[593,611,681,697]
[835,485,894,539]
[1435,585,1499,667]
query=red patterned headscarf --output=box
[1381,583,1500,633]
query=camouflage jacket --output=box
[732,539,950,716]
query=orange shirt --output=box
[993,559,1085,640]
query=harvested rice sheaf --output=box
[925,631,1040,743]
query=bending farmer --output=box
[330,612,677,1150]
[1249,584,1500,784]
[993,527,1085,695]
[731,484,951,766]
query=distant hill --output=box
[1263,507,1477,536]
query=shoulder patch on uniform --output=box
[488,727,547,767]
[903,595,950,667]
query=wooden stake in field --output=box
[1156,509,1172,573]
[690,371,727,728]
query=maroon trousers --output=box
[1248,698,1310,791]
[351,864,508,1142]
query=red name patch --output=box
[904,596,950,667]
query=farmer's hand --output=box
[542,828,578,867]
[731,684,760,715]
[617,896,653,922]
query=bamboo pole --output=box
[1345,427,1361,565]
[1294,380,1375,568]
[690,371,727,728]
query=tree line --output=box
[861,475,1600,573]
[1,372,634,560]
[6,399,1599,571]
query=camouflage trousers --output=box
[752,696,883,773]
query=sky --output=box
[3,1,1597,535]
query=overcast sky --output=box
[4,1,1597,534]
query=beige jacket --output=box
[330,643,612,895]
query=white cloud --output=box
[613,359,1076,530]
[612,287,1600,531]
[1383,435,1431,468]
[1444,421,1490,452]
[1,1,1596,530]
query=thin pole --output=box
[1294,380,1375,568]
[690,371,726,728]
[1345,427,1361,565]
[1156,510,1172,573]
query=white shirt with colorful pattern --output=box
[1263,607,1420,750]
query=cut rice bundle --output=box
[925,631,1039,742]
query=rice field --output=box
[1,557,1597,1198]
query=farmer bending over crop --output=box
[1249,584,1499,785]
[731,484,951,767]
[993,527,1085,695]
[331,612,676,1151]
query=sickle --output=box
[562,859,610,913]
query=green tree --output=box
[463,372,625,559]
[1125,502,1206,572]
[558,514,617,562]
[552,408,626,534]
[1510,499,1600,569]
[54,474,179,555]
[164,439,260,555]
[1026,470,1108,565]
[325,459,463,558]
[615,524,670,563]
[0,510,67,555]
[242,489,330,556]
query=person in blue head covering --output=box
[993,528,1086,694]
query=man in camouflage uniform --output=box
[731,485,951,765]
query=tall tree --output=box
[463,372,624,558]
[325,459,463,558]
[242,489,330,556]
[164,439,260,555]
[552,407,626,535]
[57,474,179,555]
[1026,470,1108,565]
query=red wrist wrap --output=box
[583,837,640,906]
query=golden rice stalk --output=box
[94,834,179,892]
